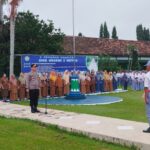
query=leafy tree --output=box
[99,24,104,38]
[78,32,83,37]
[15,11,64,55]
[136,24,150,41]
[0,11,64,75]
[143,27,150,41]
[136,24,143,40]
[0,18,10,76]
[103,22,110,38]
[112,26,118,39]
[127,45,141,70]
[98,55,121,71]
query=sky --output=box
[4,0,150,40]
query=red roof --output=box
[63,36,150,56]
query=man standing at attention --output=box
[26,64,40,113]
[143,60,150,133]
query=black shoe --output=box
[35,109,40,113]
[31,110,36,113]
[143,127,150,133]
[31,107,36,113]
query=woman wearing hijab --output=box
[80,72,86,94]
[18,73,26,100]
[63,70,70,95]
[85,72,91,94]
[1,74,9,101]
[9,74,18,101]
[40,73,48,98]
[49,70,57,97]
[55,73,64,97]
[90,70,96,93]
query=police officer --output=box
[143,61,150,133]
[26,64,40,113]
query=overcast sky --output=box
[5,0,150,40]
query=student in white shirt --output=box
[143,61,150,133]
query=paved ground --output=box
[0,101,150,150]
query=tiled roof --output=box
[63,36,150,56]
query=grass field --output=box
[8,90,145,150]
[15,90,147,122]
[0,117,134,150]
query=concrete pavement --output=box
[0,101,150,150]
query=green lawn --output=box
[15,90,147,122]
[9,90,145,150]
[0,117,133,150]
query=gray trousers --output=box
[146,93,150,126]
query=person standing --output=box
[0,74,9,101]
[108,72,113,92]
[63,70,70,95]
[143,61,150,133]
[40,73,48,98]
[9,74,18,101]
[104,70,109,92]
[90,70,96,93]
[18,73,26,100]
[49,70,57,97]
[122,71,128,90]
[85,72,91,94]
[55,73,64,97]
[79,72,86,94]
[113,72,118,91]
[26,64,40,113]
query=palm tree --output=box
[0,0,7,23]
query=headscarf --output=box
[10,74,17,86]
[80,72,86,81]
[49,71,57,82]
[63,70,70,84]
[18,73,26,84]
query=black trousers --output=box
[29,89,39,110]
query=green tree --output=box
[0,18,10,75]
[127,44,140,70]
[15,11,64,55]
[0,11,64,75]
[143,27,150,41]
[136,24,143,40]
[112,26,118,39]
[98,55,121,71]
[136,24,150,41]
[78,32,83,37]
[103,22,110,38]
[99,24,104,38]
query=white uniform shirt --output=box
[144,71,150,89]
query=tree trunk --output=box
[10,16,15,77]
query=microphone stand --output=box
[45,97,48,114]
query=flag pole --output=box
[72,0,76,71]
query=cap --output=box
[31,64,38,68]
[144,61,150,66]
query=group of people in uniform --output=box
[0,62,150,133]
[0,70,147,102]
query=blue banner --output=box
[21,55,91,73]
